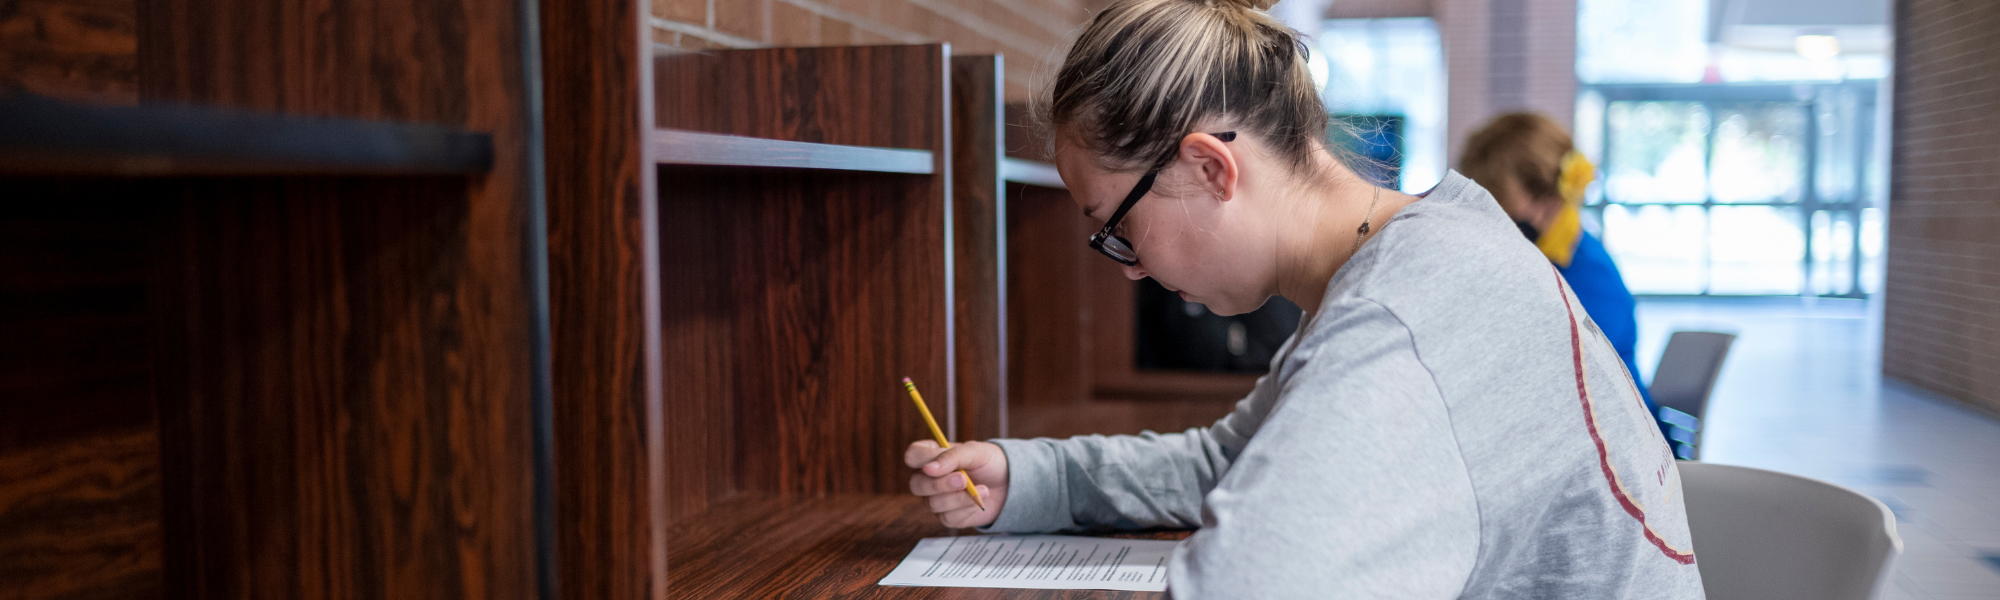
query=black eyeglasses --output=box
[1088,132,1236,266]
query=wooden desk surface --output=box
[667,495,1193,599]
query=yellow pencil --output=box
[902,377,986,511]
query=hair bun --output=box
[1211,0,1280,10]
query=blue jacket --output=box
[1559,231,1653,410]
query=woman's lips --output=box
[1179,291,1189,301]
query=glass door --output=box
[1582,83,1880,298]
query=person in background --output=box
[1460,113,1654,412]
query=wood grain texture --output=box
[130,0,544,597]
[664,494,1187,600]
[654,45,948,151]
[539,0,661,597]
[1002,103,1050,162]
[0,0,138,104]
[1006,183,1090,412]
[952,54,1006,441]
[150,179,538,600]
[650,44,951,522]
[656,165,948,512]
[1089,371,1260,402]
[1084,257,1135,400]
[0,428,161,600]
[0,188,162,600]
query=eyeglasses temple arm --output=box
[1097,170,1158,237]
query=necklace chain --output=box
[1352,185,1381,255]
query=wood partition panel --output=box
[0,187,164,600]
[651,45,950,520]
[1005,181,1092,418]
[0,0,138,104]
[136,0,547,582]
[655,46,950,150]
[150,177,540,600]
[1,0,543,598]
[654,166,947,506]
[540,0,661,597]
[951,54,1007,441]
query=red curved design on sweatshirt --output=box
[1554,266,1697,565]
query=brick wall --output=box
[1431,0,1575,165]
[1882,0,2000,413]
[651,0,1101,101]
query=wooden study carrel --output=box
[1,0,543,598]
[0,0,1195,595]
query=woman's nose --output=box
[1121,262,1148,281]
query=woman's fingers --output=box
[922,443,995,478]
[908,469,971,496]
[926,483,978,513]
[937,487,996,528]
[903,440,943,468]
[904,440,1004,529]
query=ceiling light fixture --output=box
[1795,34,1841,60]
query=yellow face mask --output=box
[1535,151,1595,268]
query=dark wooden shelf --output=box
[653,129,935,173]
[0,94,494,176]
[1092,370,1260,401]
[1003,158,1064,188]
[665,494,1188,599]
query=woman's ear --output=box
[1177,132,1239,201]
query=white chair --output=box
[1677,462,1903,600]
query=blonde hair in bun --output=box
[1211,0,1281,10]
[1041,0,1327,173]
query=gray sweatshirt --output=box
[986,172,1705,599]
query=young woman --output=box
[1461,113,1653,412]
[904,0,1703,596]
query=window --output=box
[1319,18,1445,194]
[1581,83,1882,297]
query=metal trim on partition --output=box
[1002,158,1066,189]
[514,0,557,596]
[651,129,936,174]
[940,43,958,442]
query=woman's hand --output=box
[904,440,1008,528]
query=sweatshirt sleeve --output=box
[981,428,1228,532]
[1166,298,1480,599]
[978,329,1302,534]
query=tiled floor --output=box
[1635,296,2000,600]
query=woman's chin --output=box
[1181,291,1226,313]
[1202,295,1273,317]
[1202,300,1246,317]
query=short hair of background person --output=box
[1460,112,1575,236]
